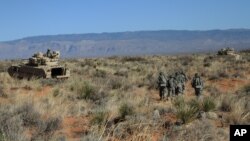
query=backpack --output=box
[192,77,202,88]
[158,75,167,87]
[167,78,176,88]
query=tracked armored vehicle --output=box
[8,50,70,79]
[217,47,241,60]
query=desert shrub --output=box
[0,62,10,73]
[240,84,250,95]
[173,97,199,124]
[91,111,109,125]
[53,88,60,97]
[176,105,198,124]
[121,56,146,62]
[40,79,58,86]
[220,96,234,112]
[221,94,250,125]
[180,56,194,65]
[173,97,215,124]
[208,74,220,81]
[1,116,26,141]
[108,77,122,90]
[0,105,27,141]
[232,72,244,78]
[208,70,230,80]
[81,59,95,67]
[225,111,248,125]
[94,69,107,78]
[169,120,228,141]
[202,97,216,112]
[32,117,62,141]
[188,99,202,112]
[16,102,40,127]
[203,56,214,67]
[172,97,185,108]
[42,117,61,133]
[77,82,95,100]
[80,134,100,141]
[205,85,220,96]
[145,73,158,90]
[188,97,216,112]
[0,86,7,98]
[203,62,212,67]
[119,103,135,119]
[114,68,128,77]
[218,71,230,78]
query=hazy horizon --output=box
[2,28,250,42]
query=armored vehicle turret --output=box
[8,49,70,79]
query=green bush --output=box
[108,77,122,89]
[77,82,95,100]
[172,97,185,108]
[91,111,109,125]
[202,97,216,112]
[32,117,62,141]
[119,103,134,119]
[174,98,215,124]
[176,105,198,124]
[188,99,201,113]
[188,97,216,112]
[94,69,107,78]
[16,103,40,127]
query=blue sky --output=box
[0,0,250,41]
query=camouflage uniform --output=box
[175,72,183,95]
[167,75,176,99]
[191,73,204,98]
[157,72,167,100]
[180,71,188,93]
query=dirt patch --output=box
[211,78,249,93]
[164,113,177,124]
[0,97,11,104]
[60,116,90,139]
[151,132,163,141]
[35,86,52,97]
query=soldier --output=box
[157,72,167,100]
[46,49,52,58]
[175,72,183,95]
[167,75,176,100]
[180,70,188,93]
[191,73,204,99]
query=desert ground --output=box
[0,51,250,141]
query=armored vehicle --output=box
[217,47,235,55]
[217,47,241,60]
[8,50,70,79]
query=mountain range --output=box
[1,29,250,59]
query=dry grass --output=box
[0,52,249,140]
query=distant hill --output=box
[1,29,250,59]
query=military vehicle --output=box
[8,50,70,79]
[217,47,241,60]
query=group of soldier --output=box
[157,71,204,100]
